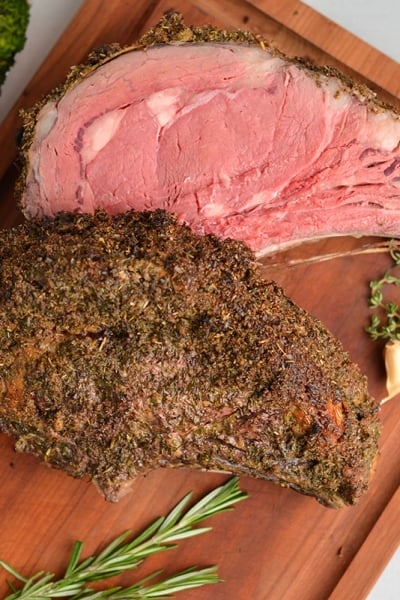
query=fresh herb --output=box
[364,242,400,402]
[0,477,247,599]
[366,243,400,341]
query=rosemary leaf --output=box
[0,562,28,584]
[64,542,84,578]
[1,477,247,599]
[79,566,220,599]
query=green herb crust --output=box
[0,210,379,506]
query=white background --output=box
[0,1,399,598]
[304,0,400,62]
[0,0,84,122]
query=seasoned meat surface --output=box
[0,210,379,506]
[19,13,400,256]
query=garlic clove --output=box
[382,339,400,403]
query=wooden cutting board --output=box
[0,1,399,599]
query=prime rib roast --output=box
[18,12,400,256]
[0,210,380,506]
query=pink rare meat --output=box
[21,19,400,256]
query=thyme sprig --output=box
[0,477,247,600]
[366,244,400,341]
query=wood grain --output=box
[329,487,400,600]
[0,1,399,599]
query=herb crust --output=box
[0,210,379,506]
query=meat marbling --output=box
[19,13,400,256]
[0,210,379,506]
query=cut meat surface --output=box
[0,210,379,506]
[19,14,400,255]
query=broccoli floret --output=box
[0,0,30,90]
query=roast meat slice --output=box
[0,209,379,506]
[19,13,400,256]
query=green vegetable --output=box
[0,0,30,88]
[0,477,248,599]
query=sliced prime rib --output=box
[0,209,379,506]
[18,13,400,256]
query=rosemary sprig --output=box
[0,477,247,600]
[366,244,400,341]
